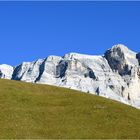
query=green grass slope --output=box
[0,79,140,139]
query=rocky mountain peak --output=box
[105,44,138,76]
[112,44,129,52]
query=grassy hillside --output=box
[0,79,140,139]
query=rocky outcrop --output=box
[0,64,13,79]
[0,44,140,109]
[12,59,44,82]
[105,44,138,76]
[136,52,140,65]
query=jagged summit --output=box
[112,44,129,51]
[106,44,137,57]
[0,44,140,109]
[105,44,138,76]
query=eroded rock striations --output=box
[0,44,140,109]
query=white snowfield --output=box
[1,44,140,109]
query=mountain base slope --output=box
[0,79,140,139]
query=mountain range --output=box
[0,44,140,109]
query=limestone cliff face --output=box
[0,64,13,79]
[105,44,138,75]
[0,44,140,109]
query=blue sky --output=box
[0,1,140,66]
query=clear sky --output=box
[0,1,140,66]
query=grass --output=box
[0,79,140,139]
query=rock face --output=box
[0,64,13,79]
[105,44,138,75]
[0,44,140,109]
